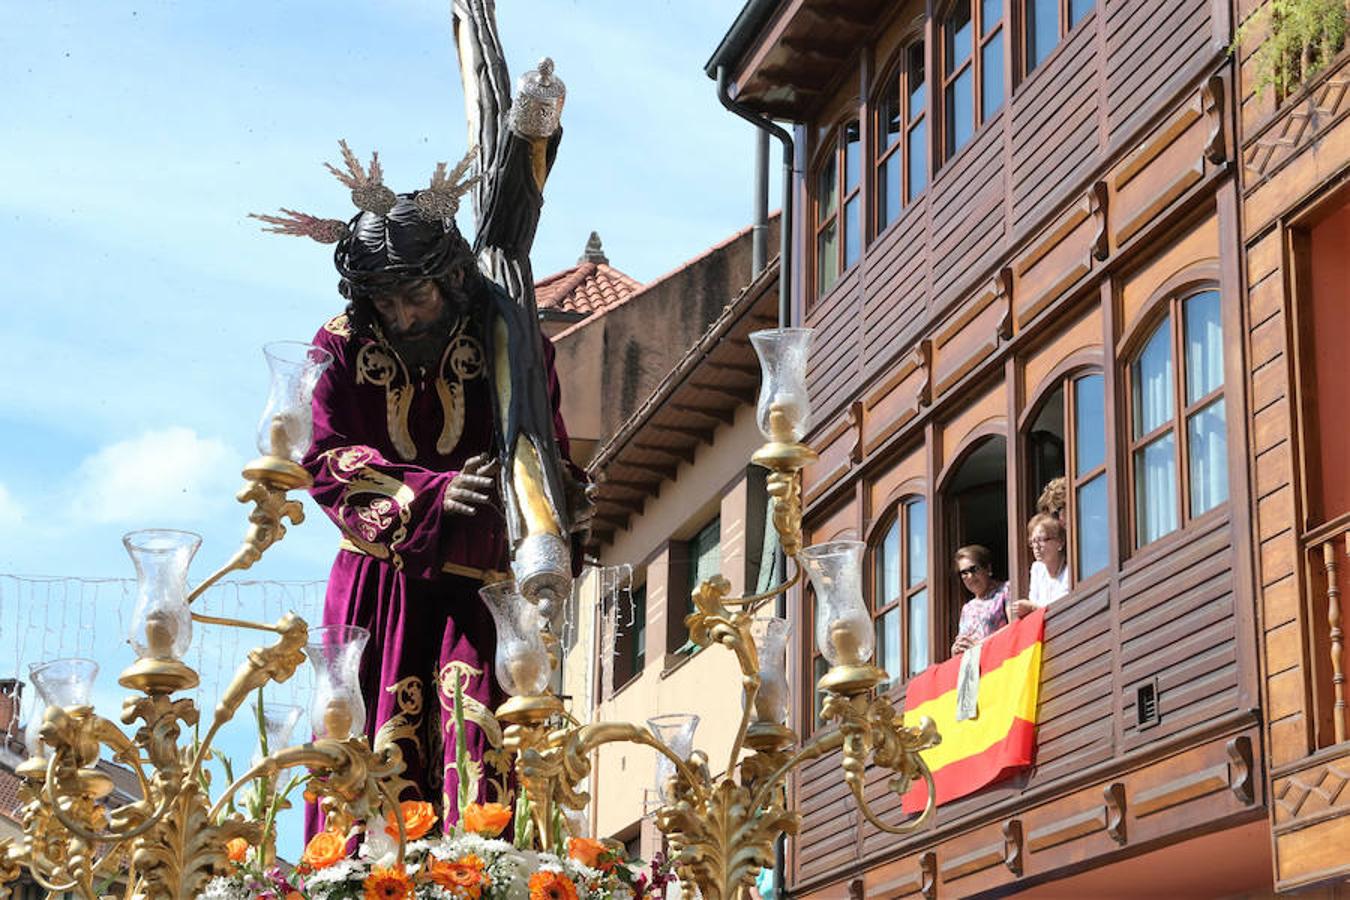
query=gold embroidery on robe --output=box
[438,660,510,804]
[434,326,485,455]
[321,450,417,570]
[373,675,423,802]
[323,313,353,337]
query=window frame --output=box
[873,35,929,236]
[869,494,931,691]
[1122,283,1227,551]
[1020,356,1110,587]
[811,117,863,302]
[939,0,1005,160]
[1021,0,1095,78]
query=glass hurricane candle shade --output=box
[252,702,303,765]
[800,541,875,668]
[478,581,551,696]
[25,658,99,758]
[306,625,369,740]
[749,328,814,443]
[750,616,792,724]
[646,713,699,803]
[124,529,201,661]
[255,341,333,463]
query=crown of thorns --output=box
[249,140,479,244]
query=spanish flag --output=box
[900,607,1045,812]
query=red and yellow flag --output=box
[900,607,1045,812]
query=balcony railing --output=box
[1301,510,1350,746]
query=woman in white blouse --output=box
[1011,513,1069,619]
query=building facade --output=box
[706,0,1350,894]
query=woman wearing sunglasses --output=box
[950,545,1010,656]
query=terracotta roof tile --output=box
[535,261,642,317]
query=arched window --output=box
[1026,368,1109,581]
[1128,289,1227,547]
[871,497,930,689]
[1023,0,1094,74]
[875,38,928,232]
[942,0,1004,158]
[813,119,862,298]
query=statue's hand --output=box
[444,454,499,516]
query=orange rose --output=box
[425,853,490,898]
[529,870,580,900]
[461,801,512,837]
[363,864,414,900]
[225,837,249,864]
[384,800,437,841]
[301,831,347,870]
[567,836,608,868]
[285,893,304,900]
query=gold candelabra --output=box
[0,329,941,900]
[489,328,942,900]
[0,343,418,900]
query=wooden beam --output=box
[690,381,756,405]
[670,402,735,426]
[595,510,630,530]
[598,493,644,515]
[632,441,696,465]
[705,358,762,379]
[649,421,716,444]
[602,477,663,493]
[608,458,679,482]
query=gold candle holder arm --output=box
[186,459,310,606]
[187,613,309,783]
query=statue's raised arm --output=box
[452,0,584,611]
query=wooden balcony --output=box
[1269,514,1350,892]
[789,512,1266,896]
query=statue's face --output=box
[371,279,446,343]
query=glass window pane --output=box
[908,589,929,676]
[879,151,902,230]
[1184,290,1224,404]
[878,519,900,608]
[844,195,861,269]
[983,0,1004,29]
[1134,432,1178,545]
[817,221,838,295]
[947,0,973,72]
[1069,0,1094,26]
[1027,0,1058,71]
[817,155,837,220]
[1074,373,1105,477]
[1132,315,1174,439]
[877,608,901,686]
[1187,399,1228,516]
[908,119,928,200]
[908,41,927,119]
[947,69,974,155]
[844,121,862,192]
[690,517,721,591]
[906,500,928,586]
[1076,474,1109,578]
[880,79,902,152]
[982,31,1004,120]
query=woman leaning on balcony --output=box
[950,544,1010,656]
[1011,513,1070,620]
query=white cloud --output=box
[0,484,25,530]
[69,427,237,525]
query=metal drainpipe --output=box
[752,129,770,277]
[716,65,795,330]
[717,63,798,900]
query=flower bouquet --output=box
[199,801,674,900]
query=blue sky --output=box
[1,0,773,858]
[1,0,772,579]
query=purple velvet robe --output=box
[301,310,573,837]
